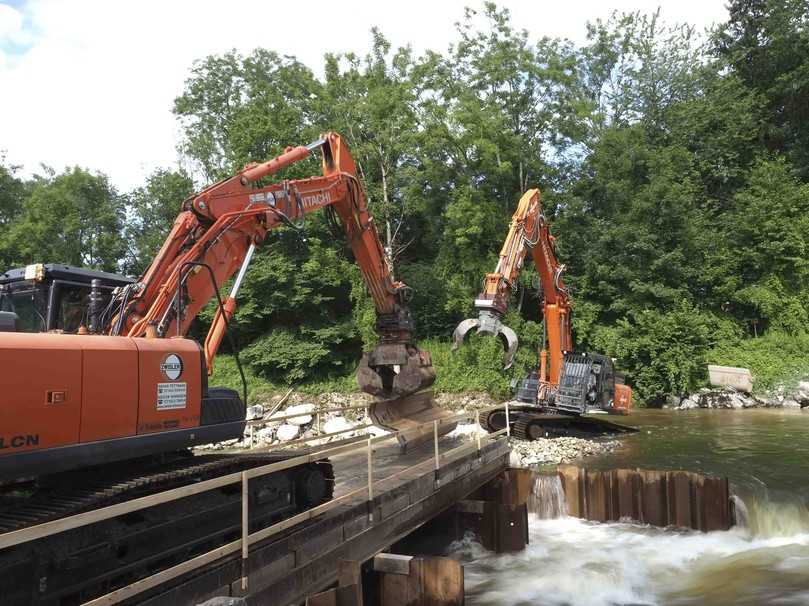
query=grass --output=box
[209,354,356,403]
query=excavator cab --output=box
[517,352,631,415]
[0,263,132,334]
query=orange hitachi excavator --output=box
[453,188,633,440]
[0,133,447,605]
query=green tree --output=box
[727,157,809,333]
[124,168,195,275]
[174,49,322,180]
[715,0,809,175]
[0,156,27,267]
[4,167,125,271]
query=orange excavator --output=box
[453,188,633,440]
[0,133,446,604]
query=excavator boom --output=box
[453,188,571,378]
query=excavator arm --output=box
[452,188,572,382]
[108,132,434,399]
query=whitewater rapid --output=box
[452,476,809,606]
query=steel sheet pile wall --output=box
[557,465,734,531]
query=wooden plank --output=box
[380,557,463,606]
[668,471,694,529]
[374,553,413,575]
[306,589,337,606]
[305,583,362,606]
[556,465,582,518]
[455,499,486,515]
[337,559,364,606]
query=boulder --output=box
[794,381,809,406]
[256,427,275,442]
[276,423,300,441]
[782,399,801,409]
[246,404,265,420]
[323,415,352,435]
[283,403,316,426]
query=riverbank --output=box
[204,390,622,466]
[674,381,809,410]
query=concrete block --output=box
[708,365,753,393]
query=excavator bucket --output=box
[369,390,455,451]
[358,343,456,450]
[452,310,519,369]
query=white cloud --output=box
[0,0,729,191]
[0,3,22,38]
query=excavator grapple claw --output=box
[452,310,520,369]
[359,342,454,449]
[452,318,480,350]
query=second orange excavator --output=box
[453,188,634,440]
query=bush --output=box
[210,354,357,403]
[241,321,358,384]
[593,302,733,404]
[708,331,809,393]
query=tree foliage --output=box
[4,2,809,401]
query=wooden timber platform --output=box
[133,433,510,606]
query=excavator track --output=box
[509,411,638,441]
[0,451,334,606]
[479,405,536,433]
[512,416,552,440]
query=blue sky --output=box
[0,0,730,191]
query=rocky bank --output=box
[198,390,622,467]
[508,435,620,467]
[674,380,809,411]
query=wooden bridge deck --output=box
[134,433,510,606]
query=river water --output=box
[453,409,809,605]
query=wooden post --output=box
[454,469,531,554]
[338,560,364,605]
[377,555,463,606]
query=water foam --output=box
[457,491,809,606]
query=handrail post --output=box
[505,401,511,438]
[316,411,321,435]
[249,423,255,449]
[475,411,482,455]
[367,437,374,522]
[241,471,249,591]
[433,420,440,485]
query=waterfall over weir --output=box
[529,474,567,519]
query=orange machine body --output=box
[612,383,633,414]
[0,132,436,481]
[0,333,217,479]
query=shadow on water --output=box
[453,409,809,606]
